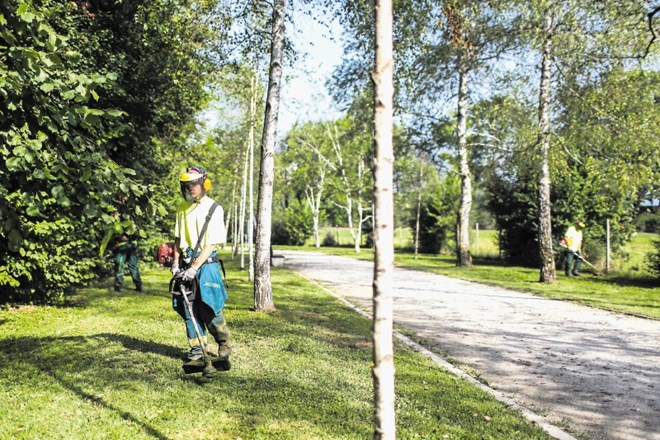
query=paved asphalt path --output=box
[279,250,660,440]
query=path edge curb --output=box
[294,271,578,440]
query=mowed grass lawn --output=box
[0,254,550,439]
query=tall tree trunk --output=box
[306,182,324,248]
[339,198,358,251]
[456,56,472,268]
[239,144,249,270]
[537,9,556,284]
[312,201,321,247]
[356,204,364,252]
[232,182,239,259]
[253,0,285,311]
[313,194,321,248]
[327,123,362,253]
[248,69,256,281]
[355,160,366,253]
[415,159,424,260]
[372,0,395,438]
[228,183,236,254]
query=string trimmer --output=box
[559,244,601,276]
[170,272,218,378]
[170,273,231,376]
[573,252,602,276]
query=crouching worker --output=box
[171,166,231,372]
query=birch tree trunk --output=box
[327,124,362,253]
[254,0,285,311]
[248,69,256,281]
[355,160,368,253]
[372,0,395,437]
[537,9,556,284]
[239,144,249,270]
[311,188,322,248]
[228,183,236,255]
[232,183,239,259]
[306,178,324,248]
[414,160,422,259]
[337,197,358,250]
[299,137,330,248]
[456,56,472,268]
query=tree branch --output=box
[642,5,660,58]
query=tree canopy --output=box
[1,0,659,303]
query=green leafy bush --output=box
[636,210,660,233]
[408,199,456,255]
[321,231,338,247]
[0,1,218,303]
[0,2,125,302]
[272,200,313,246]
[647,240,660,278]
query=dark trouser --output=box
[114,245,142,291]
[565,250,582,275]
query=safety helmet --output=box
[179,166,212,201]
[577,221,586,228]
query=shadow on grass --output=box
[0,334,174,439]
[51,375,168,439]
[589,275,659,289]
[0,332,374,438]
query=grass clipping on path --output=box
[0,261,550,439]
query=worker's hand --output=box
[181,266,198,281]
[170,263,180,277]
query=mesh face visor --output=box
[179,166,209,201]
[181,178,204,190]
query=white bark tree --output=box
[301,144,327,248]
[537,7,556,283]
[414,159,423,259]
[282,124,332,248]
[239,142,249,270]
[248,69,256,281]
[372,0,395,437]
[456,56,473,267]
[327,123,372,253]
[253,0,285,312]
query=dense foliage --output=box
[0,0,224,303]
[1,0,658,301]
[648,239,660,277]
[330,0,658,271]
[478,69,660,266]
[271,199,314,246]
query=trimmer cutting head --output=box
[182,356,231,375]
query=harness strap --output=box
[201,256,226,280]
[191,202,219,257]
[189,202,228,289]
